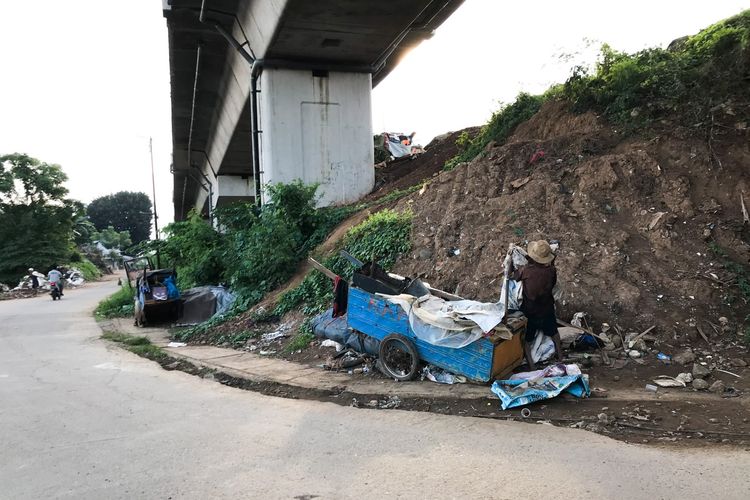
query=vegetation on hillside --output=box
[275,209,413,317]
[444,9,750,169]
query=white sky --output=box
[1,0,747,228]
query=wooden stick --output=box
[707,321,721,336]
[629,325,656,344]
[427,287,464,301]
[308,257,337,281]
[696,325,710,344]
[716,368,741,378]
[615,325,627,352]
[741,192,750,224]
[556,319,606,342]
[556,318,611,364]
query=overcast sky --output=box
[1,1,747,227]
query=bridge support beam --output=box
[213,174,255,210]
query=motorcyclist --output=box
[47,266,64,296]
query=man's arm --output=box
[510,266,524,282]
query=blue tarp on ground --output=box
[491,374,590,410]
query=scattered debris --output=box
[656,352,671,363]
[652,376,685,388]
[379,396,402,409]
[167,342,187,348]
[421,365,466,384]
[320,339,344,351]
[261,325,291,344]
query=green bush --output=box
[442,10,750,170]
[160,211,226,289]
[276,209,413,316]
[444,93,546,171]
[67,258,101,281]
[561,11,750,127]
[95,285,134,319]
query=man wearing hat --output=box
[28,268,40,293]
[510,240,563,369]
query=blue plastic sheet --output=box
[491,374,590,410]
[311,308,380,356]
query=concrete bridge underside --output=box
[165,0,464,220]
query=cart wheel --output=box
[378,334,419,381]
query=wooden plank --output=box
[426,286,464,301]
[491,332,524,379]
[308,257,337,280]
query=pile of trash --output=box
[11,267,86,292]
[375,132,423,161]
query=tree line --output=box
[0,153,153,284]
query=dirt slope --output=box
[370,128,478,198]
[393,100,750,337]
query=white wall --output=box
[259,69,374,206]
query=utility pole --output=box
[149,137,162,268]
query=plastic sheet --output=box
[529,330,556,363]
[491,366,590,409]
[311,309,380,356]
[385,294,486,348]
[178,286,236,325]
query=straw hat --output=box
[527,240,554,264]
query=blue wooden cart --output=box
[346,286,525,383]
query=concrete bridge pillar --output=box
[258,68,374,206]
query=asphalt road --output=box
[1,278,749,500]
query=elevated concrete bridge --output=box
[164,0,464,220]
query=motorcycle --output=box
[50,281,62,300]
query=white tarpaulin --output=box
[384,293,505,349]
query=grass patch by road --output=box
[101,331,166,360]
[95,285,134,319]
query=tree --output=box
[0,153,75,283]
[91,225,132,250]
[87,191,152,244]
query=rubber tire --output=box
[378,334,419,381]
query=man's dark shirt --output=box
[511,261,556,317]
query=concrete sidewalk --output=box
[98,318,747,406]
[99,318,492,400]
